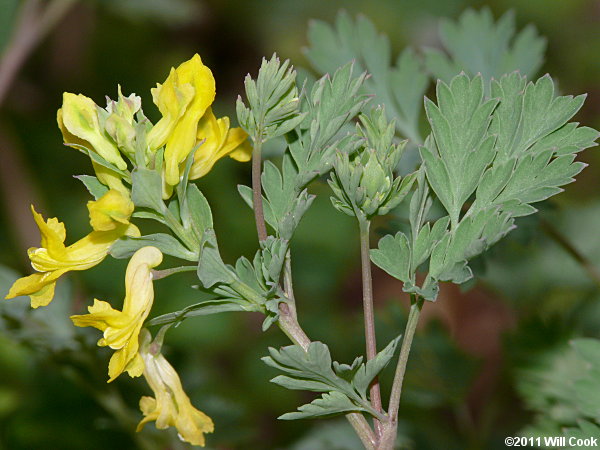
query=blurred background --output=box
[0,0,598,448]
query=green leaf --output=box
[197,230,236,288]
[305,11,428,143]
[132,208,166,224]
[279,391,364,420]
[412,216,450,270]
[289,62,368,183]
[370,232,411,283]
[332,357,364,383]
[262,342,366,418]
[176,142,199,206]
[74,175,109,199]
[263,340,399,421]
[424,8,545,87]
[353,336,401,395]
[110,233,196,261]
[182,184,213,242]
[236,54,303,143]
[239,155,316,240]
[237,184,277,230]
[572,339,600,362]
[146,299,259,327]
[75,143,130,178]
[263,342,339,384]
[258,237,288,284]
[425,72,597,227]
[270,376,334,393]
[131,167,164,211]
[423,74,498,225]
[429,208,513,283]
[491,73,589,162]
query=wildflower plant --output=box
[4,8,600,449]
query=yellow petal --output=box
[153,55,216,186]
[71,299,121,331]
[29,282,57,309]
[70,247,162,382]
[87,189,134,231]
[57,108,89,149]
[189,116,251,180]
[137,331,214,446]
[147,69,195,150]
[60,93,127,170]
[59,108,129,195]
[31,206,66,253]
[5,272,61,308]
[108,337,145,382]
[9,205,138,308]
[225,128,252,162]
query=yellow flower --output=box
[5,190,138,308]
[58,93,127,170]
[104,86,142,158]
[88,189,135,231]
[189,107,252,180]
[137,330,214,446]
[147,54,216,186]
[70,246,163,382]
[57,106,130,197]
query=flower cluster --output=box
[329,108,416,220]
[4,54,247,446]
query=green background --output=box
[0,0,598,448]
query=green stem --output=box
[378,295,423,450]
[359,218,383,438]
[249,132,374,448]
[151,265,196,280]
[283,249,298,319]
[387,294,423,420]
[252,137,268,241]
[277,302,310,350]
[163,208,198,253]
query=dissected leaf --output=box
[237,54,303,143]
[263,339,400,420]
[305,11,428,143]
[279,391,364,420]
[424,8,545,88]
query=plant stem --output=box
[252,137,268,241]
[388,294,423,420]
[151,265,197,280]
[359,218,383,438]
[283,249,298,319]
[250,139,375,449]
[378,294,422,450]
[277,302,310,350]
